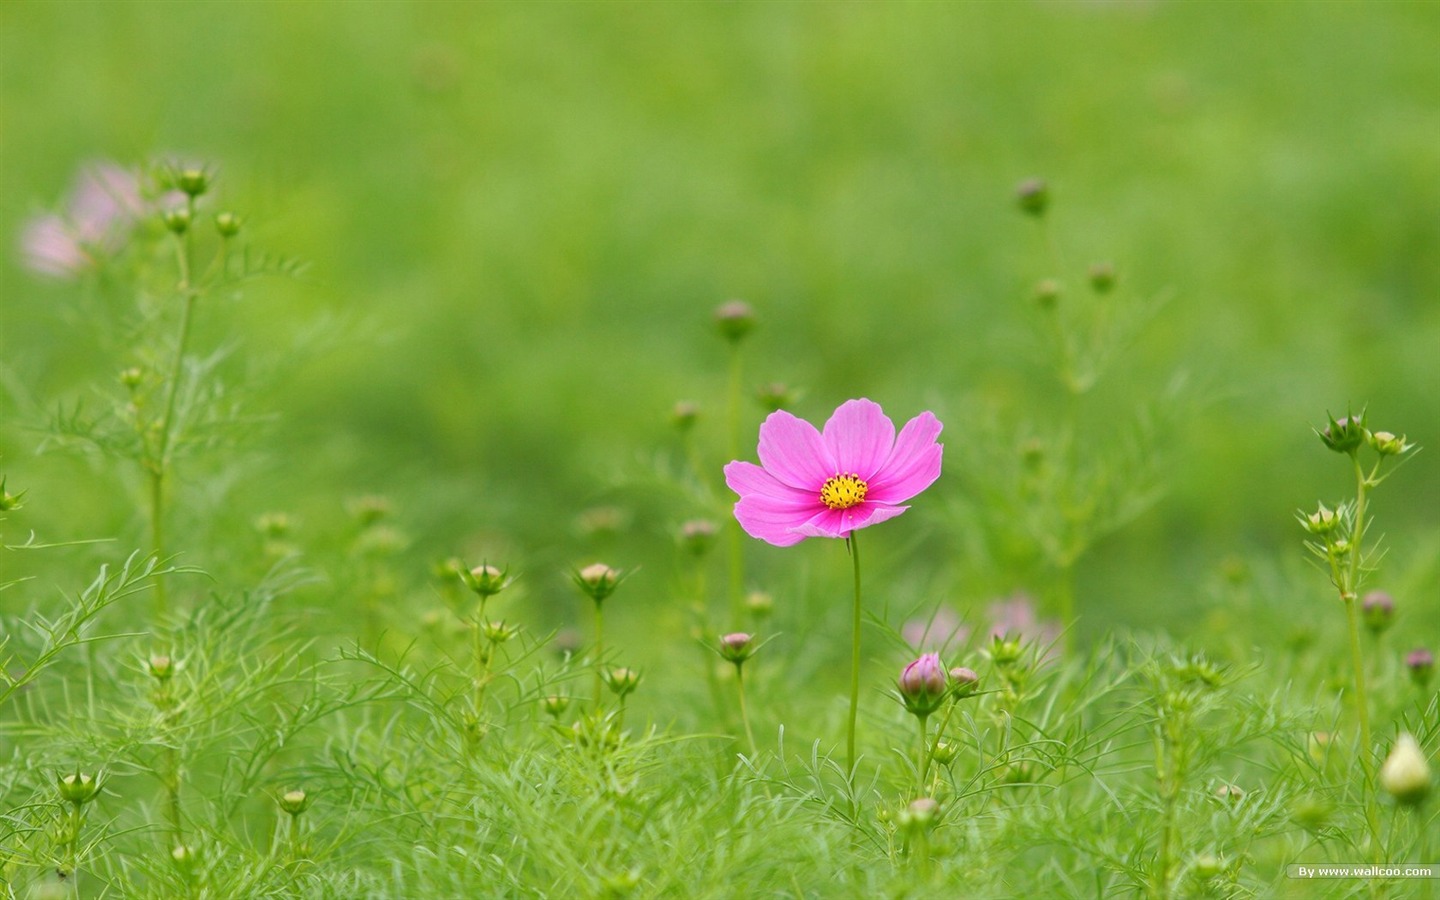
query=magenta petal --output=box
[822,398,896,481]
[868,412,943,503]
[734,493,816,546]
[791,502,910,539]
[756,410,835,490]
[724,461,815,510]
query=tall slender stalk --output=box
[846,532,863,776]
[725,343,745,628]
[735,664,757,757]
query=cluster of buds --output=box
[1316,409,1415,459]
[573,563,623,605]
[899,654,978,718]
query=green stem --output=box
[735,664,757,756]
[914,714,929,797]
[593,601,605,711]
[151,261,200,617]
[726,343,745,628]
[1152,720,1176,900]
[1345,454,1383,863]
[473,603,490,719]
[846,533,863,776]
[923,701,958,794]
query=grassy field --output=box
[2,2,1438,897]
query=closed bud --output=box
[57,771,101,806]
[602,666,642,699]
[575,563,622,604]
[461,563,511,598]
[671,401,699,432]
[1191,853,1224,880]
[1317,410,1367,455]
[900,796,940,831]
[1379,733,1431,806]
[948,666,980,699]
[278,789,310,816]
[1406,647,1434,686]
[120,366,144,389]
[899,653,948,717]
[1087,261,1117,293]
[1361,591,1394,634]
[171,843,197,870]
[714,300,756,343]
[0,478,23,512]
[745,590,774,619]
[1215,783,1245,803]
[755,382,798,412]
[214,211,241,237]
[678,520,718,556]
[255,512,291,539]
[1033,278,1061,311]
[1367,430,1411,457]
[1301,503,1341,536]
[931,740,958,766]
[718,632,756,665]
[481,619,518,643]
[988,635,1024,667]
[346,494,391,526]
[175,168,210,198]
[147,654,175,681]
[162,207,191,235]
[1015,178,1049,217]
[541,694,571,717]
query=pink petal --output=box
[724,461,815,510]
[756,410,835,490]
[822,399,895,481]
[19,215,87,278]
[733,492,816,546]
[790,501,910,539]
[868,411,943,503]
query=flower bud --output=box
[678,520,718,557]
[480,620,518,643]
[931,741,958,766]
[1215,783,1245,803]
[1015,178,1049,217]
[1307,731,1332,765]
[899,653,948,717]
[574,563,622,604]
[119,366,144,390]
[948,666,980,699]
[714,300,756,343]
[57,771,101,806]
[214,211,241,237]
[988,635,1024,667]
[1191,853,1224,880]
[147,654,175,681]
[671,401,699,432]
[171,843,197,870]
[718,632,756,665]
[1361,591,1394,634]
[541,694,570,717]
[1406,647,1434,686]
[745,590,774,619]
[1033,278,1061,311]
[175,168,210,198]
[162,207,191,235]
[346,494,391,526]
[1301,503,1341,536]
[1318,411,1367,455]
[755,382,798,412]
[0,478,24,513]
[1379,733,1431,806]
[901,796,940,830]
[462,563,511,598]
[1087,261,1117,293]
[602,666,642,699]
[255,512,291,539]
[278,789,310,816]
[1367,430,1411,456]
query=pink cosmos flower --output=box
[724,399,943,547]
[19,161,145,279]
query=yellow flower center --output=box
[820,473,868,510]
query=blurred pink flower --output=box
[902,606,971,651]
[724,398,943,547]
[18,161,147,279]
[989,593,1061,652]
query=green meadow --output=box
[2,2,1437,897]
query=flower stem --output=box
[593,601,605,711]
[152,233,201,617]
[726,343,745,629]
[473,601,490,718]
[1343,453,1383,863]
[735,664,757,756]
[846,532,863,776]
[914,713,929,796]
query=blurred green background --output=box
[3,1,1438,642]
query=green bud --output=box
[57,771,101,806]
[1379,733,1432,806]
[602,666,642,699]
[541,694,571,717]
[678,520,718,556]
[1033,278,1061,311]
[480,619,519,643]
[147,654,175,681]
[1361,591,1394,634]
[346,494,391,526]
[745,591,774,619]
[1087,261,1117,293]
[1317,410,1367,455]
[718,632,756,665]
[574,563,622,604]
[931,741,958,766]
[175,168,210,198]
[162,207,191,235]
[0,477,23,512]
[1015,178,1049,216]
[755,382,798,412]
[1367,430,1411,457]
[461,563,512,598]
[714,300,756,343]
[670,401,699,432]
[278,789,310,816]
[214,212,241,237]
[988,635,1024,667]
[119,366,144,390]
[948,666,980,699]
[1300,503,1341,536]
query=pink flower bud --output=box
[899,653,948,717]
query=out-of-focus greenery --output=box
[3,1,1438,639]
